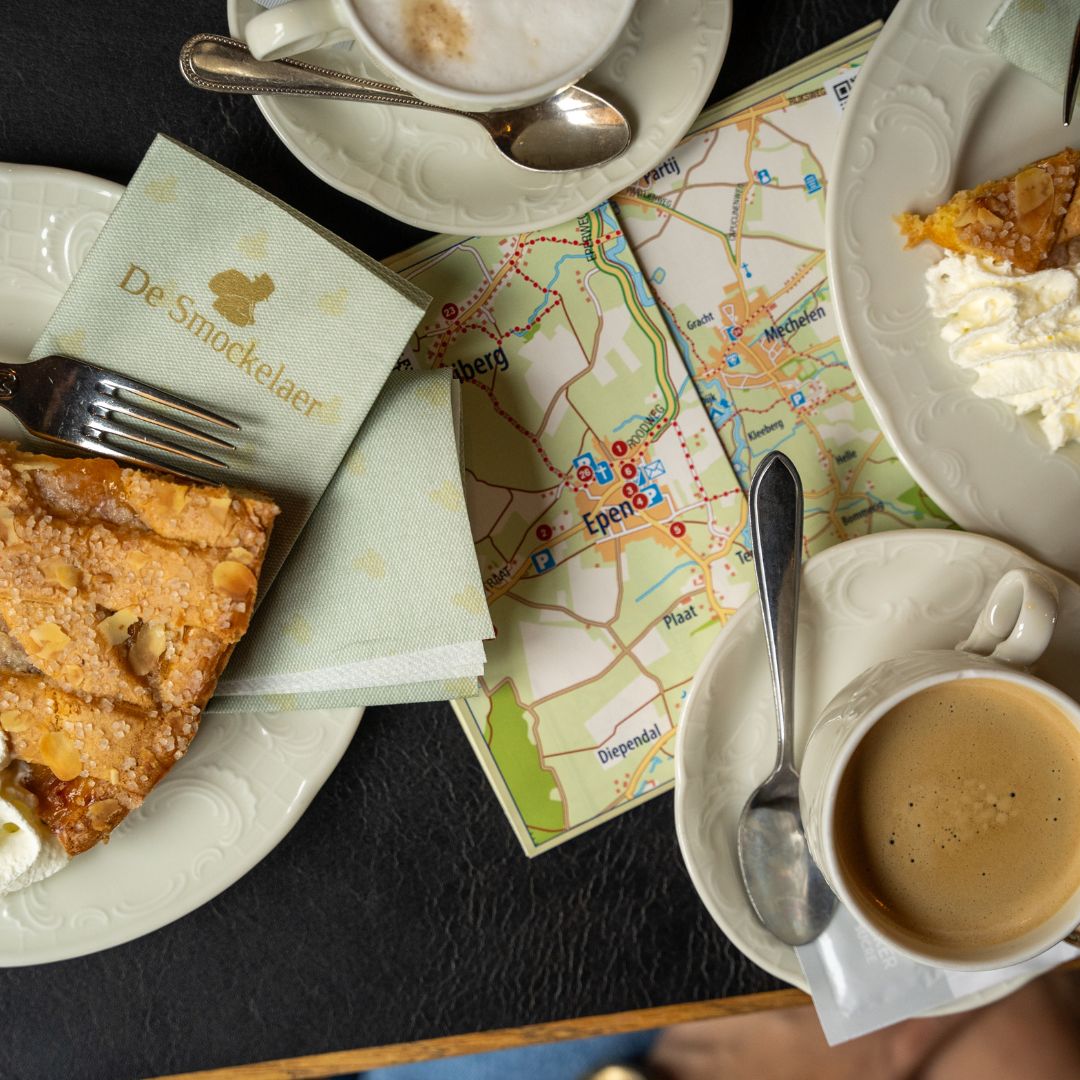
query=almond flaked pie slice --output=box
[897,147,1080,272]
[0,444,277,857]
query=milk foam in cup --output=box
[244,0,637,112]
[354,0,631,96]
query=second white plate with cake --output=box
[828,0,1080,580]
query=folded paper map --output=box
[387,25,953,854]
[613,25,952,551]
[31,136,490,705]
[388,207,751,853]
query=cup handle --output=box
[956,568,1059,667]
[243,0,352,61]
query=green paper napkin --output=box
[31,134,430,584]
[29,135,492,707]
[211,370,493,711]
[987,0,1080,94]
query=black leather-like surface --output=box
[0,2,896,1076]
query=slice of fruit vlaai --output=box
[897,148,1079,273]
[0,444,279,856]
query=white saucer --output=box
[227,0,732,234]
[675,529,1080,1009]
[0,163,364,965]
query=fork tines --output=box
[10,355,242,477]
[88,370,239,471]
[97,370,240,431]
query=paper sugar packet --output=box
[797,905,1075,1044]
[30,134,430,584]
[211,369,493,711]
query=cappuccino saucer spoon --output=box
[180,34,632,173]
[736,451,837,946]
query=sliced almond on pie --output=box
[897,148,1079,272]
[0,443,279,855]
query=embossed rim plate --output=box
[675,529,1080,1009]
[828,0,1080,581]
[0,163,364,966]
[227,0,732,235]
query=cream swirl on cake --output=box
[926,253,1080,451]
[0,736,68,896]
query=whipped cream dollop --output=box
[926,254,1080,450]
[0,733,68,896]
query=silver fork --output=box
[0,355,239,474]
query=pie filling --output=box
[0,444,278,862]
[897,148,1080,273]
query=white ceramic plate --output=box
[828,0,1080,581]
[227,0,732,235]
[675,529,1080,1008]
[0,163,363,966]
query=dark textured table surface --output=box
[1,2,895,1077]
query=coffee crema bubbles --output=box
[834,678,1080,958]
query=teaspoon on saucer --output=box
[736,451,837,947]
[179,34,632,173]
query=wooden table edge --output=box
[153,958,1080,1078]
[151,987,811,1079]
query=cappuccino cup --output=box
[243,0,636,112]
[801,568,1080,970]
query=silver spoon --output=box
[736,451,837,946]
[179,34,632,173]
